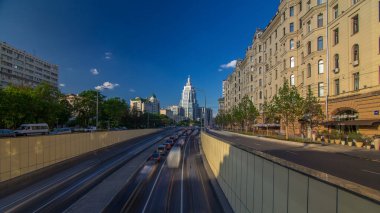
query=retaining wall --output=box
[201,132,380,213]
[0,129,160,182]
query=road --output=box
[127,131,224,213]
[207,130,380,191]
[0,128,178,212]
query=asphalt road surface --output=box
[207,130,380,191]
[128,132,224,213]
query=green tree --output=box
[273,79,304,139]
[73,90,105,127]
[302,88,324,138]
[262,100,279,135]
[239,96,259,132]
[102,97,128,128]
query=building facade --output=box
[130,94,160,114]
[222,0,380,135]
[180,76,198,120]
[0,41,58,88]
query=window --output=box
[352,0,359,5]
[353,73,360,91]
[307,21,311,32]
[282,12,286,21]
[307,0,311,10]
[317,36,323,50]
[259,67,262,74]
[299,1,303,12]
[307,63,312,77]
[283,27,286,36]
[318,82,324,97]
[290,39,295,50]
[352,44,359,65]
[250,66,253,71]
[317,0,325,5]
[259,45,262,52]
[317,14,323,28]
[259,79,262,86]
[259,56,262,63]
[334,54,340,69]
[275,43,278,51]
[275,70,278,79]
[334,28,339,45]
[335,79,340,95]
[290,6,294,16]
[299,19,303,29]
[352,15,359,34]
[259,91,263,99]
[333,5,339,19]
[318,60,324,74]
[275,30,277,38]
[290,23,294,32]
[290,74,295,86]
[307,41,312,54]
[290,57,295,68]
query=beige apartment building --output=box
[0,41,59,88]
[223,0,380,136]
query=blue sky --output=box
[0,0,278,114]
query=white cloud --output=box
[90,68,99,75]
[218,68,223,72]
[59,83,65,87]
[95,81,119,91]
[220,60,237,70]
[129,88,136,92]
[104,52,112,60]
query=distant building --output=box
[130,94,160,114]
[0,41,59,88]
[198,107,213,127]
[168,105,185,122]
[218,97,225,113]
[179,76,198,120]
[160,109,173,119]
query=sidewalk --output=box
[219,130,380,163]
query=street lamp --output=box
[197,89,207,131]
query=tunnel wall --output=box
[0,129,161,182]
[201,132,380,213]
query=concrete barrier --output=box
[201,132,380,213]
[0,129,160,182]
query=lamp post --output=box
[197,89,207,131]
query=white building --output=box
[130,94,160,114]
[179,76,198,120]
[0,41,59,88]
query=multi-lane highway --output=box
[120,131,225,213]
[0,128,179,212]
[207,129,380,191]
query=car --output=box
[14,123,49,136]
[157,144,167,155]
[84,126,97,132]
[150,151,161,163]
[50,127,72,135]
[163,142,172,150]
[0,129,16,137]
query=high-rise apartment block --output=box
[222,0,380,135]
[0,41,58,88]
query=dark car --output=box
[157,144,167,155]
[150,151,161,163]
[0,129,16,137]
[163,142,172,150]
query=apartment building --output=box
[130,94,160,114]
[223,0,380,135]
[0,41,58,88]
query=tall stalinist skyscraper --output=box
[180,76,198,120]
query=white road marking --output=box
[181,137,191,213]
[142,158,167,213]
[362,169,380,175]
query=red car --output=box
[150,151,161,163]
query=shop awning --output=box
[323,119,380,126]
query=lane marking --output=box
[181,136,191,213]
[362,169,380,175]
[142,158,167,213]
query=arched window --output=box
[318,60,324,74]
[352,44,359,65]
[334,54,339,69]
[290,56,295,68]
[317,36,323,50]
[290,39,295,50]
[290,74,295,86]
[307,63,312,77]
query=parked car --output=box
[14,123,49,136]
[0,129,16,137]
[50,128,72,135]
[84,126,97,132]
[150,151,161,163]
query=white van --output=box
[15,123,49,136]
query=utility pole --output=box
[96,90,99,129]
